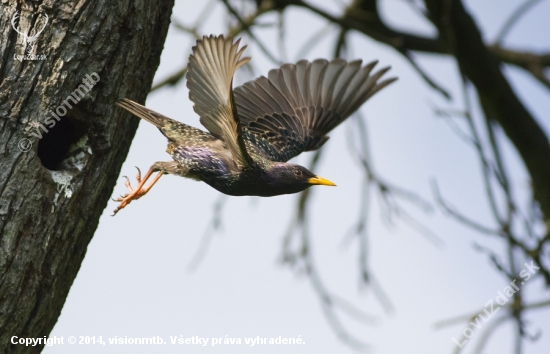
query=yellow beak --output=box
[308,176,336,186]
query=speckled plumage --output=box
[112,35,396,214]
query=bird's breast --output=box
[200,168,305,197]
[171,143,237,176]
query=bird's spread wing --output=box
[234,59,397,162]
[186,35,252,167]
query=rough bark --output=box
[0,0,174,353]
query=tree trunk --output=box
[0,1,174,352]
[424,0,550,225]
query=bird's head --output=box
[263,163,336,195]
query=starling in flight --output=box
[113,35,396,215]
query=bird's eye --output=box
[294,169,302,176]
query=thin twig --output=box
[295,24,334,60]
[471,315,512,354]
[171,18,201,38]
[461,79,505,225]
[150,67,187,92]
[277,11,288,62]
[221,0,282,65]
[400,49,451,99]
[346,115,394,311]
[431,179,503,237]
[495,0,545,45]
[431,103,475,145]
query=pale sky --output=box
[46,1,550,353]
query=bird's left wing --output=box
[186,35,252,167]
[234,59,396,162]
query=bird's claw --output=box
[112,172,146,216]
[135,166,142,183]
[123,176,134,192]
[112,166,162,216]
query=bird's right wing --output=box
[186,35,252,167]
[234,59,396,162]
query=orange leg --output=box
[112,167,163,215]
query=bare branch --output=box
[471,315,512,354]
[400,49,451,99]
[425,0,550,229]
[490,46,550,90]
[277,11,288,62]
[171,18,201,38]
[431,103,475,145]
[295,24,335,60]
[431,179,503,237]
[495,0,545,45]
[472,242,512,278]
[271,0,550,74]
[221,0,283,65]
[150,67,187,92]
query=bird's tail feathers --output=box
[116,98,166,128]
